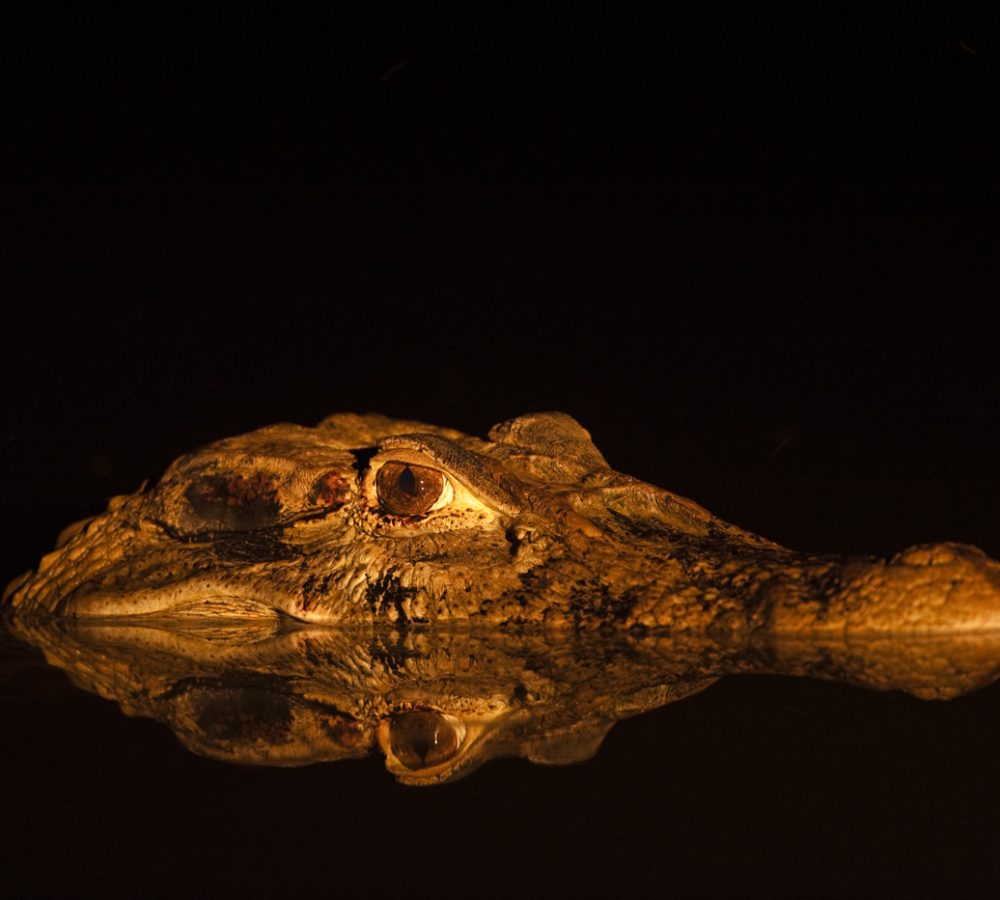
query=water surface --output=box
[4,609,998,897]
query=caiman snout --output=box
[768,542,1000,635]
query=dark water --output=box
[4,601,1000,897]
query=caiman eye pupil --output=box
[376,462,445,516]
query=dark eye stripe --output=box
[185,474,282,531]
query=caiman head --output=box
[5,412,1000,634]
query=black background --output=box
[3,3,999,897]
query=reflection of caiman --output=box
[4,412,1000,632]
[9,617,1000,784]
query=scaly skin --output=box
[5,412,1000,634]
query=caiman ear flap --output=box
[488,412,609,470]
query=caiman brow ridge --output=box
[4,411,999,635]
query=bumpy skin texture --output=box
[5,412,1000,634]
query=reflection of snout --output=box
[771,542,1000,635]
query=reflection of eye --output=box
[389,711,464,770]
[376,462,452,517]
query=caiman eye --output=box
[376,462,452,517]
[388,711,465,770]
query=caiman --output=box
[4,412,1000,633]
